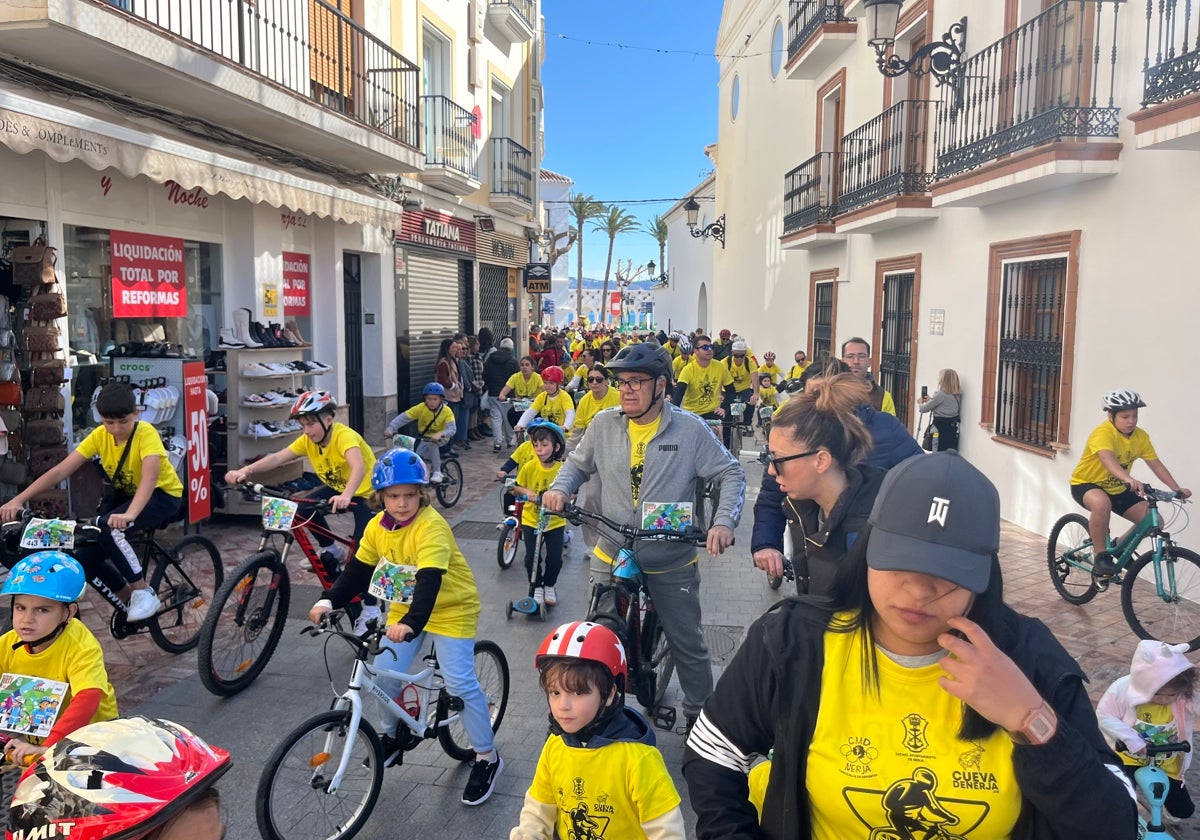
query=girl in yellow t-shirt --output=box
[515,366,575,437]
[498,356,544,430]
[512,421,568,607]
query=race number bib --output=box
[368,559,418,604]
[261,498,299,532]
[0,673,69,739]
[642,502,694,532]
[19,519,76,551]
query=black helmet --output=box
[605,342,673,382]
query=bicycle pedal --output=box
[652,705,677,732]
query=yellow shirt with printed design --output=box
[400,402,452,437]
[592,416,663,566]
[516,458,565,531]
[725,356,759,391]
[1071,422,1159,494]
[759,386,779,408]
[759,363,783,382]
[505,372,544,399]
[354,506,480,638]
[672,355,693,377]
[1121,702,1184,778]
[664,342,682,359]
[788,362,810,380]
[511,440,537,470]
[76,421,183,499]
[806,616,1020,840]
[574,387,621,433]
[677,361,733,414]
[287,422,376,497]
[531,389,575,429]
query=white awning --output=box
[0,88,401,229]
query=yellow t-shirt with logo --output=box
[806,617,1020,839]
[574,387,621,433]
[759,386,780,408]
[287,422,376,497]
[592,416,662,566]
[505,372,544,399]
[401,403,452,437]
[677,361,733,414]
[76,421,183,499]
[672,355,693,377]
[664,342,682,360]
[788,362,810,380]
[531,389,575,429]
[354,506,479,638]
[1120,701,1184,778]
[573,363,590,382]
[516,458,565,531]
[760,363,783,382]
[725,356,759,391]
[510,440,537,470]
[1070,422,1158,494]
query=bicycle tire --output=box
[497,522,520,570]
[640,609,675,713]
[198,550,290,696]
[1046,513,1099,606]
[1121,546,1200,650]
[0,760,14,834]
[730,425,744,459]
[438,640,511,761]
[436,458,464,508]
[148,535,223,654]
[256,709,383,840]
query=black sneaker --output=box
[461,753,503,805]
[1093,551,1119,578]
[377,733,403,768]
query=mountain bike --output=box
[1047,487,1200,649]
[390,433,463,508]
[1,511,221,654]
[560,502,709,731]
[1116,739,1190,840]
[255,612,509,840]
[197,482,363,696]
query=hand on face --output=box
[936,616,1044,732]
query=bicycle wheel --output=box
[496,522,520,570]
[436,458,464,508]
[148,535,223,654]
[730,424,744,458]
[257,710,383,840]
[1121,547,1200,650]
[640,609,675,713]
[438,640,511,761]
[198,551,290,696]
[1046,514,1099,606]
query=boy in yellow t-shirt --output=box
[672,340,694,378]
[515,366,575,437]
[757,374,779,429]
[1,382,182,622]
[511,621,684,840]
[308,448,503,806]
[758,351,783,383]
[385,382,456,483]
[0,553,118,765]
[511,421,568,607]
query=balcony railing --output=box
[491,137,532,203]
[838,99,936,215]
[491,0,535,31]
[788,0,852,58]
[936,0,1124,179]
[421,95,479,178]
[783,151,839,233]
[102,0,420,149]
[1142,0,1200,106]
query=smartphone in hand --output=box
[921,385,929,398]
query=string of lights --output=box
[548,32,775,60]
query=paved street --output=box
[60,441,1200,839]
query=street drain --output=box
[452,520,502,541]
[702,624,744,663]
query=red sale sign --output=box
[609,292,622,318]
[282,251,310,316]
[183,361,211,521]
[110,230,187,317]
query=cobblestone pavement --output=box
[41,438,1200,838]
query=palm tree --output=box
[591,205,640,323]
[643,214,669,283]
[568,193,604,324]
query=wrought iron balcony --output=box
[838,99,936,216]
[935,0,1124,180]
[1141,0,1200,106]
[420,95,480,194]
[783,151,839,233]
[490,137,532,212]
[487,0,536,44]
[786,0,855,78]
[788,0,852,56]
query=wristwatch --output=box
[1008,699,1057,746]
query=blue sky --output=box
[541,1,723,282]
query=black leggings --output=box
[522,525,564,591]
[73,489,181,595]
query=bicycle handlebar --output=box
[1138,486,1190,504]
[220,481,338,513]
[303,610,392,658]
[560,503,711,546]
[1116,739,1191,757]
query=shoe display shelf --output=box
[218,346,326,517]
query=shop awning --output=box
[0,88,401,230]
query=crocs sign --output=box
[282,252,310,316]
[110,230,187,318]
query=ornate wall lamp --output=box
[863,0,966,93]
[683,197,725,249]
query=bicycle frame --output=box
[1063,501,1162,576]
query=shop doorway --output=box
[343,253,364,430]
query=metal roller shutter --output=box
[404,251,459,405]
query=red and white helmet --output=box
[290,389,336,418]
[536,621,627,679]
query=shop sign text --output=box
[164,180,209,209]
[282,251,311,316]
[110,230,188,318]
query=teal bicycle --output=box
[1047,487,1200,649]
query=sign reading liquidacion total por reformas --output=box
[110,230,188,318]
[282,251,311,316]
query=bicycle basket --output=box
[19,518,77,551]
[261,497,300,532]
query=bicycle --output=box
[0,511,221,654]
[197,482,363,696]
[560,502,709,731]
[254,612,510,840]
[1116,739,1191,839]
[390,433,463,508]
[1047,486,1200,649]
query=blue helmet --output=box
[527,419,567,460]
[371,446,429,490]
[2,552,87,603]
[422,383,446,398]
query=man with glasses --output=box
[672,335,738,449]
[543,342,744,733]
[842,336,896,416]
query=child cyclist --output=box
[1069,389,1191,578]
[226,390,381,632]
[307,448,503,806]
[515,366,575,438]
[509,420,568,606]
[756,373,779,427]
[1097,639,1196,822]
[0,381,182,621]
[0,552,118,764]
[384,382,455,483]
[510,621,685,839]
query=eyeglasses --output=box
[587,376,606,383]
[601,347,615,354]
[696,343,714,351]
[843,353,870,362]
[614,377,654,392]
[766,450,820,470]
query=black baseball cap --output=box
[866,452,1000,594]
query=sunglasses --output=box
[587,376,606,383]
[765,450,820,470]
[696,343,714,351]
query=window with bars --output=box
[994,258,1066,448]
[813,281,834,359]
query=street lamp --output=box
[862,0,966,92]
[683,197,726,249]
[646,260,669,289]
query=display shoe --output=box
[252,321,279,347]
[285,319,311,346]
[233,308,264,348]
[217,328,245,349]
[270,323,297,347]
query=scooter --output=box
[506,504,549,621]
[1118,739,1191,840]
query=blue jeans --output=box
[450,401,468,444]
[374,632,495,755]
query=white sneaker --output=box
[564,530,573,546]
[247,421,280,438]
[126,588,161,621]
[430,471,444,483]
[240,363,273,377]
[353,605,382,637]
[543,586,557,606]
[533,587,545,605]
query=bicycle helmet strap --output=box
[11,616,71,653]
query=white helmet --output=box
[731,340,747,354]
[1102,389,1146,412]
[679,340,692,354]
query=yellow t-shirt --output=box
[807,618,1020,839]
[76,421,183,499]
[759,386,779,408]
[528,733,682,838]
[1071,422,1158,493]
[506,372,544,399]
[511,440,537,470]
[574,387,621,433]
[1121,701,1183,778]
[676,361,733,414]
[760,363,783,382]
[880,390,897,417]
[664,342,682,360]
[287,422,376,497]
[627,416,661,507]
[0,619,119,737]
[516,458,565,531]
[531,390,575,429]
[354,506,480,638]
[788,362,810,380]
[400,403,452,437]
[725,356,759,391]
[672,355,693,377]
[573,363,590,382]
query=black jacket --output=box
[483,348,519,397]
